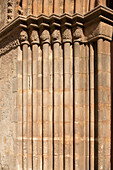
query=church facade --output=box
[0,0,113,169]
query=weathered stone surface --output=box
[0,49,18,170]
[0,1,113,170]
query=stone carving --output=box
[7,0,14,22]
[30,30,39,44]
[40,30,50,44]
[73,27,82,39]
[17,0,23,15]
[72,26,83,42]
[0,38,20,56]
[19,30,28,44]
[51,29,61,43]
[62,28,72,43]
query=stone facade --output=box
[0,0,113,170]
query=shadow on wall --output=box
[107,0,113,9]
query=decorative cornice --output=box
[0,5,112,51]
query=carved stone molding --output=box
[40,29,50,45]
[30,30,39,45]
[19,30,29,45]
[17,0,23,15]
[51,29,61,44]
[7,0,14,23]
[62,27,72,43]
[0,34,20,56]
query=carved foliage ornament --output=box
[62,28,72,43]
[72,26,83,41]
[30,30,39,44]
[51,30,61,43]
[19,30,28,44]
[40,30,50,44]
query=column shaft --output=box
[89,43,94,170]
[32,44,42,170]
[43,0,49,15]
[22,0,28,16]
[42,43,53,170]
[27,46,32,169]
[53,42,63,170]
[22,43,28,169]
[33,0,38,16]
[53,0,60,14]
[63,42,73,170]
[96,39,111,169]
[74,43,88,169]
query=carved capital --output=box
[40,29,50,44]
[72,26,83,42]
[62,28,72,43]
[19,30,29,45]
[51,29,61,44]
[30,30,39,45]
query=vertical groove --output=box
[63,44,65,170]
[111,38,113,170]
[85,44,89,170]
[52,45,54,170]
[42,45,43,170]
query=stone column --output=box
[53,0,60,14]
[27,41,32,169]
[51,28,63,170]
[19,30,29,170]
[95,39,111,170]
[28,0,32,15]
[62,26,73,170]
[73,26,89,170]
[33,0,38,16]
[40,28,53,170]
[22,0,28,16]
[89,43,94,170]
[64,0,70,13]
[30,29,42,170]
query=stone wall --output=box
[0,48,18,170]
